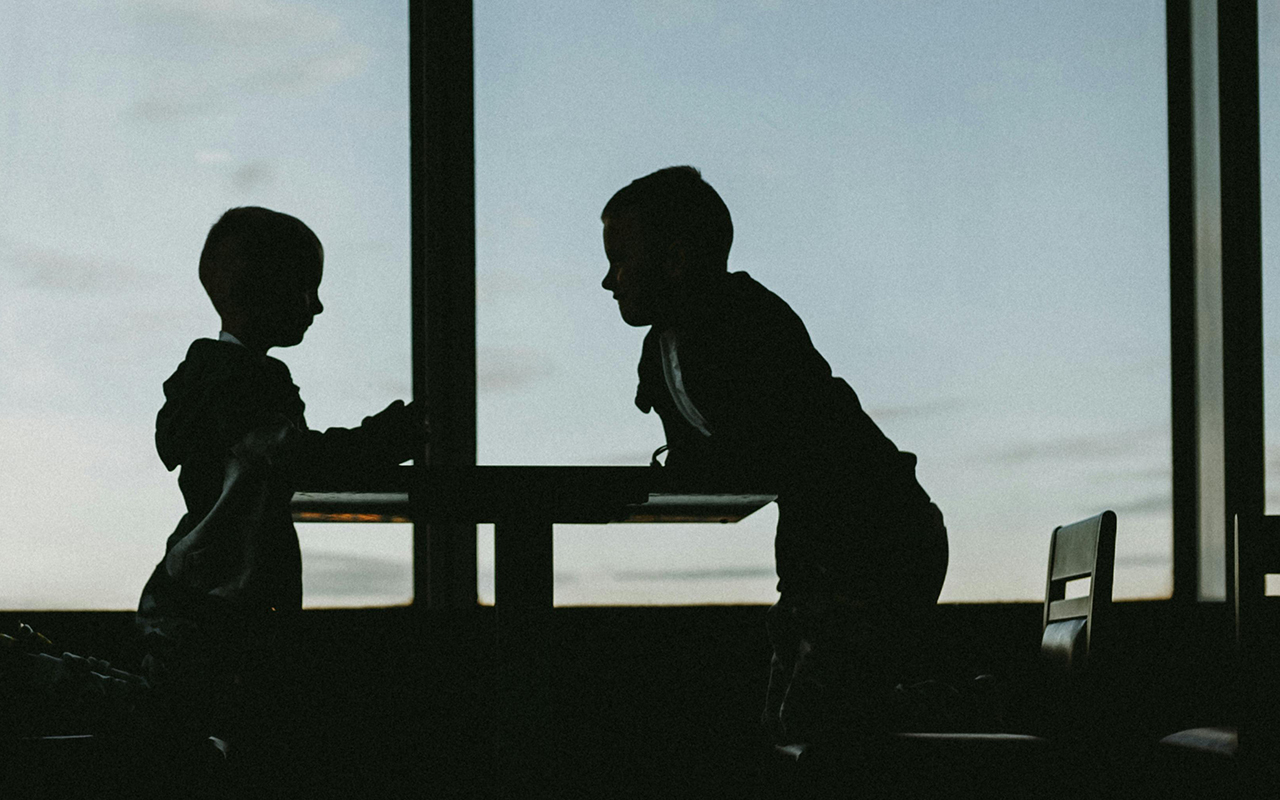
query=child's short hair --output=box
[602,166,734,272]
[198,207,322,316]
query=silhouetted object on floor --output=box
[0,621,236,798]
[600,166,948,744]
[0,623,148,739]
[135,206,425,762]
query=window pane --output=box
[0,1,411,609]
[298,523,412,609]
[475,1,1171,604]
[1262,2,1280,517]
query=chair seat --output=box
[774,733,1061,800]
[1146,727,1239,799]
[1158,726,1238,758]
[895,731,1049,744]
[776,731,1049,764]
[20,733,99,746]
[11,733,106,760]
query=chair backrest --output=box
[1040,511,1116,673]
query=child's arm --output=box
[283,399,427,483]
[221,400,426,486]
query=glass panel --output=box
[0,1,411,609]
[299,523,412,609]
[475,0,1171,604]
[1262,2,1280,515]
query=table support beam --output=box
[494,518,555,794]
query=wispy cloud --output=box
[1094,464,1170,482]
[244,46,369,94]
[1108,493,1170,516]
[131,92,226,122]
[124,0,369,121]
[301,549,409,598]
[126,0,339,46]
[479,345,555,392]
[0,240,144,294]
[865,397,965,421]
[991,425,1166,464]
[190,151,276,194]
[231,161,275,191]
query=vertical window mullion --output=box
[410,0,479,609]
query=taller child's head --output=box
[601,166,733,327]
[199,206,324,352]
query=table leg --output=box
[494,517,555,794]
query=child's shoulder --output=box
[182,336,249,366]
[156,340,301,469]
[160,338,297,420]
[696,272,806,344]
[174,338,293,382]
[724,272,798,320]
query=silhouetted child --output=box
[601,167,948,744]
[136,206,423,758]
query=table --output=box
[293,466,776,794]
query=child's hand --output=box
[403,399,429,439]
[362,400,427,463]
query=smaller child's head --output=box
[199,206,324,352]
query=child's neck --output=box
[218,324,270,359]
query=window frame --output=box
[1165,0,1264,605]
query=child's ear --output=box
[663,240,689,283]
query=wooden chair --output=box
[774,511,1117,799]
[1040,510,1116,676]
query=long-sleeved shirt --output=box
[634,271,942,595]
[137,338,418,647]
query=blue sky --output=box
[2,0,1275,608]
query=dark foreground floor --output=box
[4,602,1238,798]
